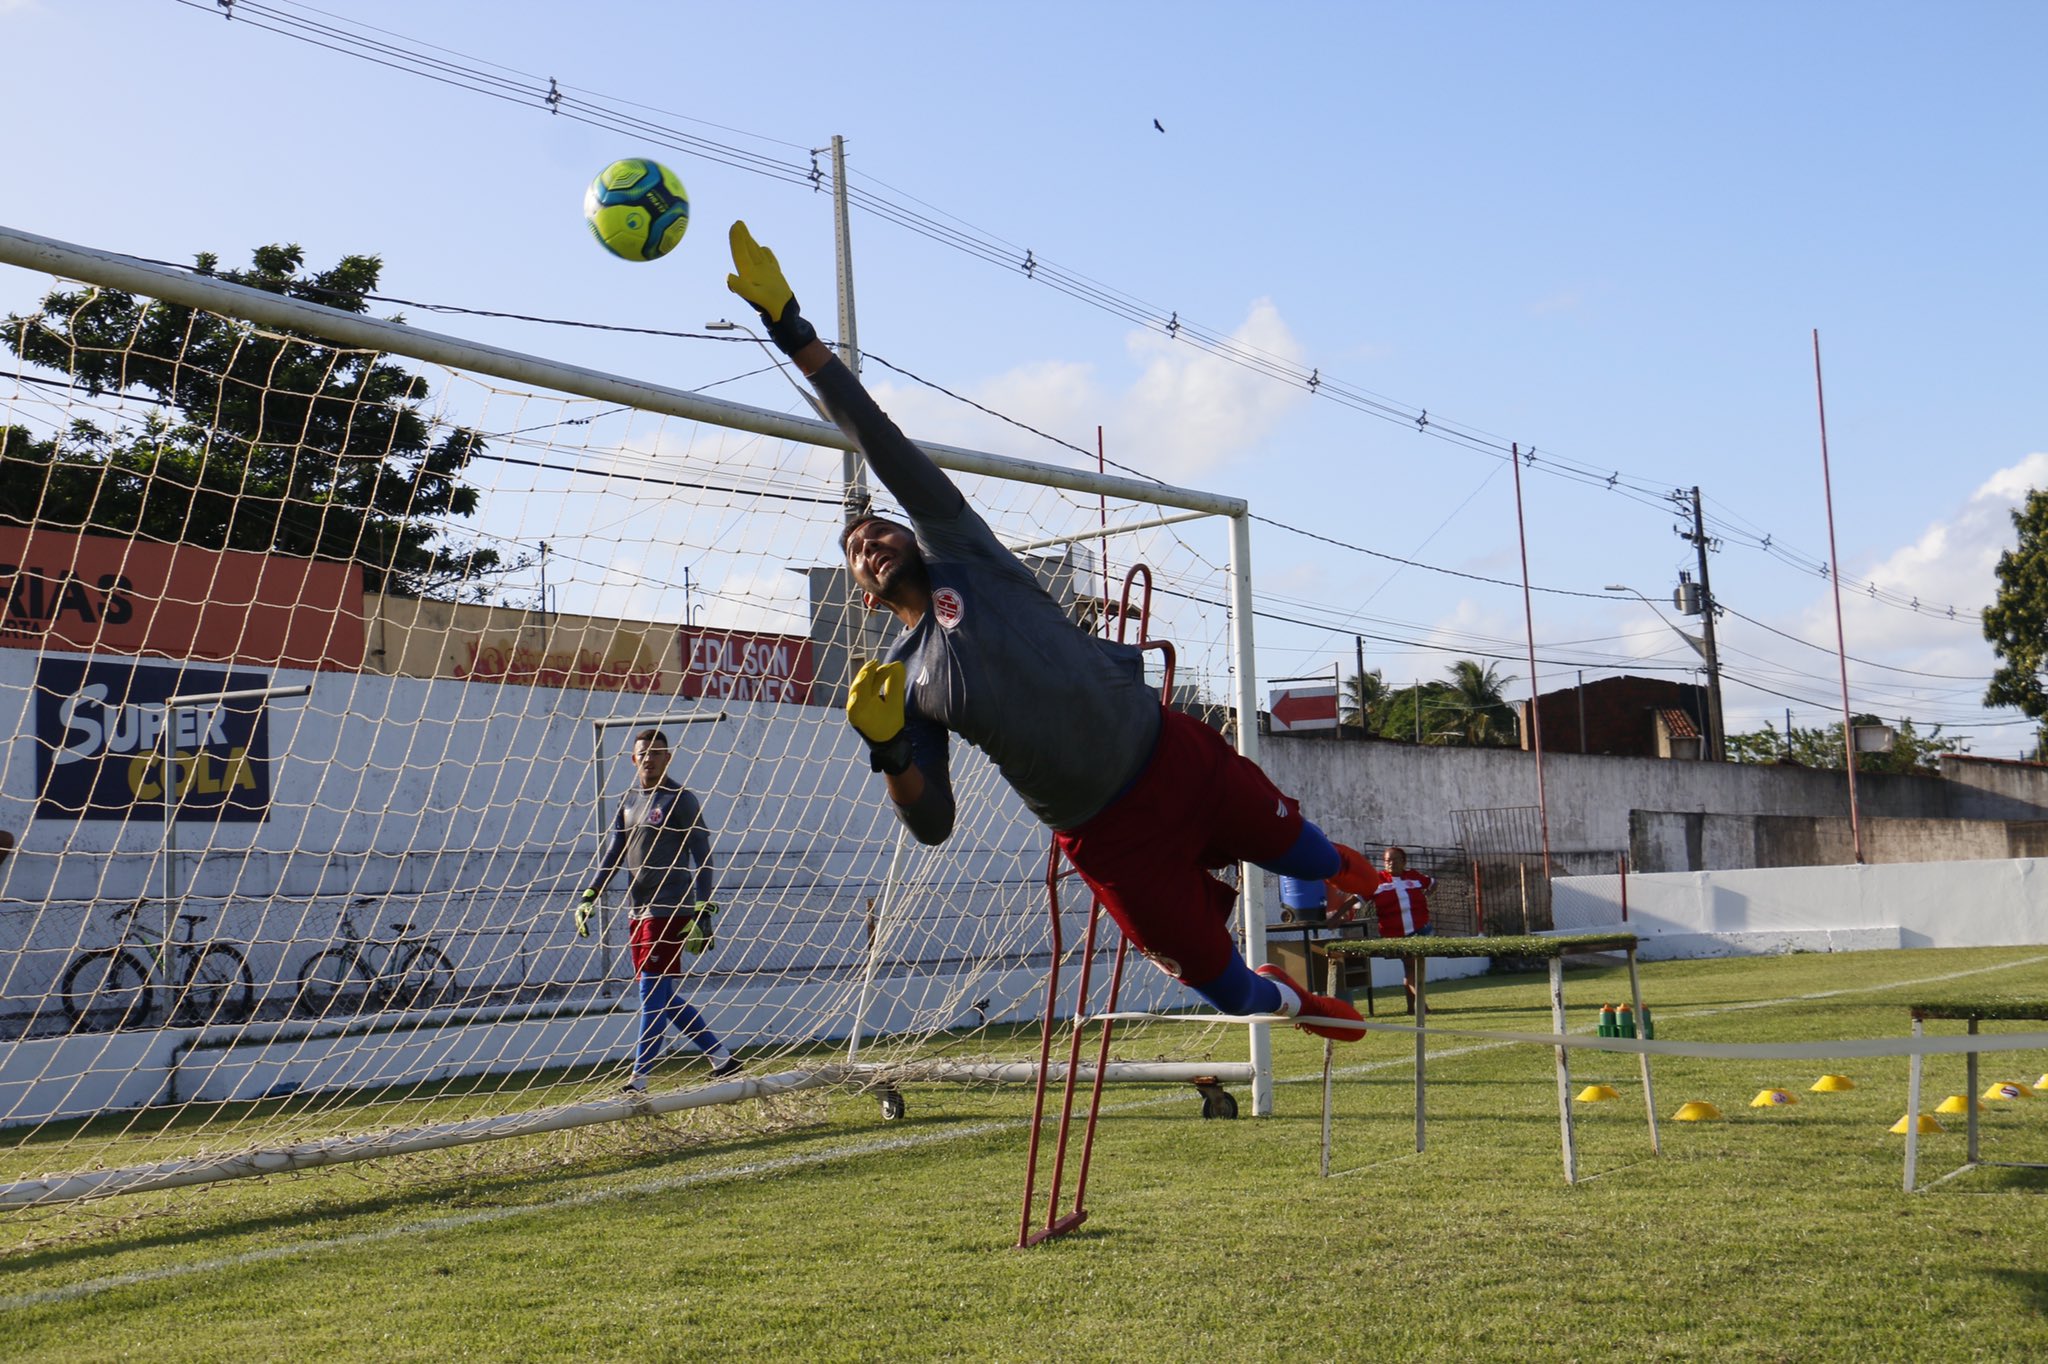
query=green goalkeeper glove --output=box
[573,888,598,938]
[683,901,717,956]
[726,220,819,356]
[847,659,913,775]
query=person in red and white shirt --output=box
[1327,846,1433,1010]
[1366,847,1433,938]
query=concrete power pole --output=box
[1682,487,1728,761]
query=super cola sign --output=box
[677,627,817,704]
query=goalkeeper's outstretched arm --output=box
[724,221,961,523]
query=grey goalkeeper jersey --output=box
[590,779,714,916]
[811,358,1162,838]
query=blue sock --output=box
[1255,819,1341,881]
[636,974,676,1076]
[1189,956,1285,1015]
[662,995,725,1058]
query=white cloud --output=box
[1807,451,2047,667]
[1717,451,2048,750]
[1115,299,1309,479]
[864,299,1311,484]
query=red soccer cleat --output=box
[1256,964,1366,1042]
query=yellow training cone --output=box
[1576,1084,1621,1103]
[1982,1081,2035,1102]
[1935,1094,1978,1116]
[1749,1089,1798,1108]
[1810,1074,1855,1093]
[1673,1100,1723,1122]
[1891,1113,1943,1135]
[2036,1074,2048,1092]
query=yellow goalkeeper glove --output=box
[573,888,598,938]
[726,220,819,355]
[848,659,913,775]
[683,902,717,956]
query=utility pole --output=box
[829,134,868,524]
[1681,487,1728,761]
[1354,635,1366,739]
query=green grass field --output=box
[4,945,2047,1362]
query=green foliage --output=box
[1341,667,1387,734]
[1370,659,1519,746]
[1724,715,1965,775]
[0,244,507,598]
[1983,487,2048,751]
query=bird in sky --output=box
[1153,118,1165,133]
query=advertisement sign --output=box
[33,658,274,821]
[450,635,668,693]
[0,526,363,669]
[1268,683,1340,733]
[678,627,817,705]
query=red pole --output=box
[1812,331,1865,864]
[1019,843,1067,1247]
[1510,443,1553,879]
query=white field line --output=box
[7,950,2044,1310]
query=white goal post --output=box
[0,224,1275,1215]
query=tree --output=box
[1342,668,1388,735]
[1376,680,1448,744]
[1983,488,2048,753]
[1724,715,1965,775]
[0,244,508,598]
[1438,659,1520,746]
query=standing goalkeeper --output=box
[725,222,1362,1040]
[577,727,739,1089]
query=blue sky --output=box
[3,1,2044,754]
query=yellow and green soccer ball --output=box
[584,158,690,262]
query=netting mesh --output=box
[0,243,1253,1237]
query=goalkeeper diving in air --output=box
[726,222,1364,1041]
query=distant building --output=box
[1519,675,1712,758]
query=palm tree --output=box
[1342,669,1388,734]
[1440,659,1519,746]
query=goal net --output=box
[0,226,1267,1235]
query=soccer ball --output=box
[584,158,690,262]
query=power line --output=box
[174,0,1987,623]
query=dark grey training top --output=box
[812,357,1161,842]
[589,778,714,916]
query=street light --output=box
[704,319,827,419]
[1604,585,1707,660]
[1605,583,1725,760]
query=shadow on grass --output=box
[0,1075,942,1276]
[1981,1267,2048,1313]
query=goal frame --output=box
[0,224,1279,1207]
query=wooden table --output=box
[1319,932,1658,1184]
[1903,999,2048,1193]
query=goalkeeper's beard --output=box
[860,549,931,611]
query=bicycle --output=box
[59,901,256,1032]
[293,897,458,1018]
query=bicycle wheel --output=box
[294,947,363,1018]
[388,944,457,1011]
[175,945,256,1027]
[60,949,153,1031]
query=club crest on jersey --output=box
[932,587,965,630]
[649,805,667,825]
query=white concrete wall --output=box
[1259,736,2048,859]
[1552,857,2048,958]
[2,645,1231,1126]
[0,645,1074,1022]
